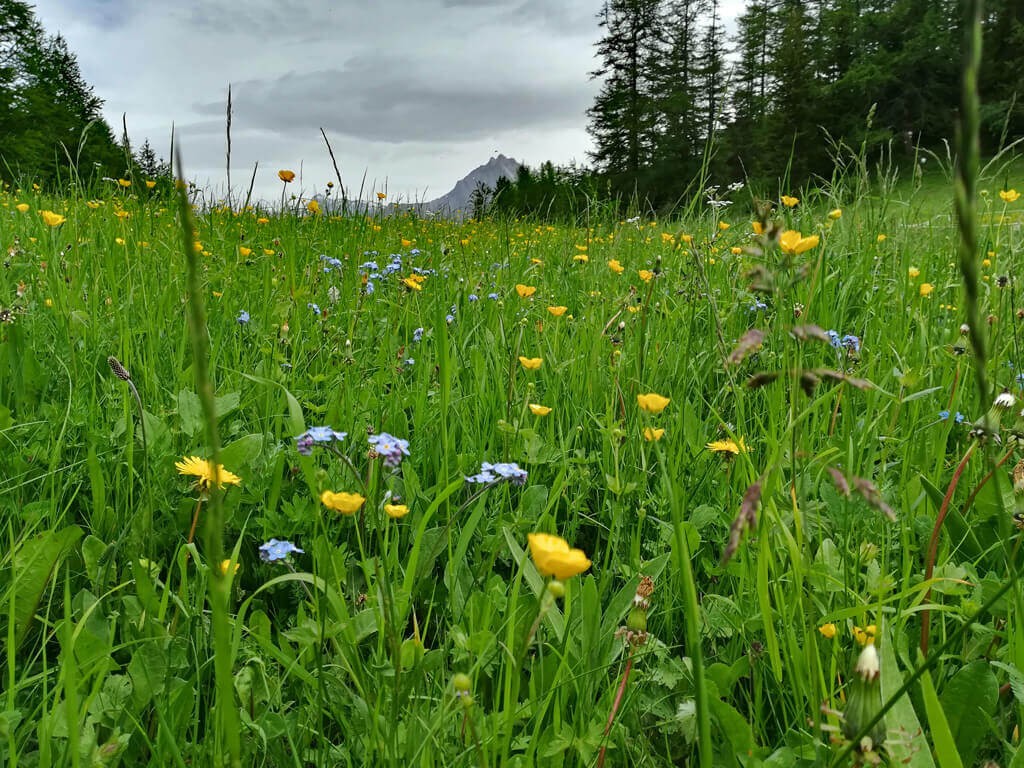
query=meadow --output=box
[2,150,1024,768]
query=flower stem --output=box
[596,650,635,768]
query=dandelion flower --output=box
[781,195,799,208]
[778,230,819,255]
[908,266,920,278]
[516,284,537,298]
[175,456,242,490]
[638,269,654,282]
[637,392,670,414]
[376,191,387,200]
[706,438,749,455]
[527,533,591,580]
[919,282,934,297]
[877,234,887,243]
[529,403,552,416]
[828,208,842,219]
[607,259,624,274]
[278,170,296,183]
[519,356,543,371]
[321,490,366,515]
[306,199,321,214]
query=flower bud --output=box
[546,579,566,599]
[843,643,885,749]
[452,673,471,693]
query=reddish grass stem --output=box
[596,651,635,768]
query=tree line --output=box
[493,0,1022,217]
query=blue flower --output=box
[841,334,861,353]
[446,314,455,324]
[409,248,421,256]
[308,302,321,315]
[466,461,528,486]
[259,539,304,563]
[295,426,347,456]
[237,310,250,324]
[488,292,499,300]
[749,300,768,312]
[413,327,424,342]
[939,410,950,421]
[404,358,415,366]
[468,294,479,302]
[826,330,842,349]
[368,432,411,468]
[359,260,379,272]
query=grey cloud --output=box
[188,59,593,143]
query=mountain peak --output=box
[423,154,522,213]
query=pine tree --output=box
[587,0,663,192]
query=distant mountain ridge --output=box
[420,154,522,214]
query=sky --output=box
[29,0,742,205]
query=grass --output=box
[1,150,1024,767]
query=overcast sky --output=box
[30,0,741,204]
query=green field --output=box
[2,160,1024,767]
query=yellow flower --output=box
[40,210,66,227]
[573,253,589,263]
[86,200,102,209]
[175,456,242,490]
[706,437,749,455]
[527,533,591,580]
[778,230,819,255]
[402,277,424,291]
[852,624,877,647]
[384,503,409,519]
[828,208,842,219]
[306,199,321,214]
[516,284,537,298]
[781,195,799,208]
[547,306,567,316]
[643,427,665,441]
[401,238,412,247]
[638,269,654,282]
[115,237,125,246]
[145,180,156,189]
[718,221,730,231]
[529,403,552,416]
[257,217,270,225]
[877,234,887,242]
[321,490,365,515]
[115,210,130,219]
[730,247,742,255]
[263,248,275,256]
[219,559,241,575]
[519,356,543,370]
[117,179,131,188]
[278,170,296,183]
[818,623,837,640]
[982,258,991,268]
[1000,189,1020,203]
[919,282,934,297]
[661,232,674,244]
[239,246,252,257]
[752,221,764,235]
[15,203,29,213]
[376,191,387,200]
[45,298,53,307]
[607,259,624,274]
[680,233,693,244]
[637,392,670,414]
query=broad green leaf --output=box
[918,665,964,768]
[10,525,83,648]
[939,660,997,764]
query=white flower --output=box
[994,391,1016,410]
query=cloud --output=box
[187,57,594,144]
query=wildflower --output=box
[841,334,861,353]
[321,490,366,515]
[117,179,131,188]
[706,438,749,454]
[527,533,591,580]
[519,356,543,370]
[781,195,799,208]
[573,253,589,263]
[401,238,412,247]
[607,259,624,274]
[175,456,242,490]
[278,170,295,183]
[730,246,742,255]
[908,266,920,278]
[529,403,552,416]
[852,624,877,647]
[638,269,654,282]
[750,300,768,312]
[258,538,304,562]
[465,461,528,485]
[306,199,321,214]
[752,221,764,235]
[468,294,479,302]
[487,292,499,300]
[818,622,837,639]
[412,327,424,342]
[637,392,670,414]
[1000,189,1020,203]
[919,282,934,297]
[828,208,842,219]
[402,277,424,291]
[368,432,411,468]
[15,203,28,213]
[384,503,409,519]
[547,306,567,316]
[295,426,347,455]
[516,284,536,298]
[376,192,387,200]
[643,427,665,441]
[257,217,269,224]
[718,221,730,231]
[877,234,887,242]
[219,558,241,575]
[145,180,156,189]
[237,310,250,324]
[778,230,819,255]
[239,246,252,257]
[994,391,1016,410]
[40,210,66,227]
